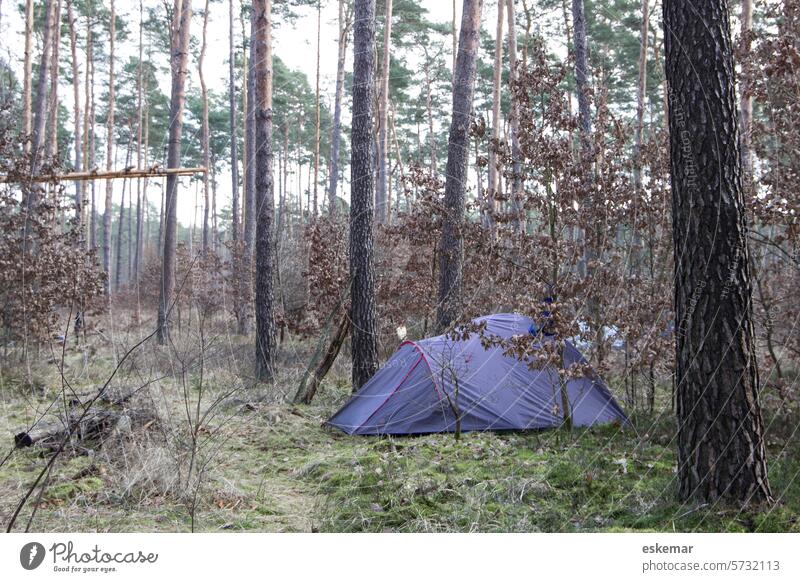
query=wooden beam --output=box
[0,166,207,184]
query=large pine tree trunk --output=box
[349,0,380,391]
[375,0,393,224]
[436,0,483,332]
[253,0,277,380]
[663,0,772,504]
[102,0,116,297]
[327,0,350,216]
[157,0,192,345]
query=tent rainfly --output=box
[327,313,628,435]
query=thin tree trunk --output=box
[375,0,393,224]
[436,0,483,332]
[46,0,62,161]
[740,0,753,184]
[488,0,503,206]
[664,0,772,504]
[633,0,649,196]
[506,0,524,233]
[22,0,34,155]
[199,0,210,251]
[327,0,350,216]
[29,0,55,177]
[239,5,257,335]
[313,0,322,217]
[157,0,192,345]
[67,0,82,229]
[253,0,277,380]
[134,0,144,283]
[228,0,240,246]
[102,0,116,297]
[349,0,379,391]
[114,139,132,291]
[87,12,96,250]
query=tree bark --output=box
[239,4,257,335]
[67,0,83,230]
[228,0,240,247]
[375,0,393,223]
[200,0,211,251]
[134,0,144,282]
[46,0,62,161]
[663,0,772,504]
[436,0,483,332]
[102,0,115,297]
[506,0,524,233]
[349,0,380,391]
[253,0,277,380]
[633,0,649,195]
[739,0,753,185]
[313,0,322,217]
[327,0,351,216]
[488,0,503,207]
[22,0,34,155]
[157,0,192,344]
[29,0,55,175]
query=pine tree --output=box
[349,0,379,390]
[436,0,483,332]
[664,0,772,504]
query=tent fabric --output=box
[327,313,629,435]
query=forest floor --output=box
[1,317,798,533]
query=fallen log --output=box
[13,408,155,449]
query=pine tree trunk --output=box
[46,0,62,161]
[663,0,772,504]
[67,0,82,230]
[506,0,524,233]
[327,0,350,216]
[349,0,380,391]
[30,0,55,176]
[228,0,240,247]
[200,0,211,251]
[436,0,483,332]
[87,11,96,251]
[739,0,753,184]
[157,0,192,345]
[22,0,34,155]
[102,0,116,298]
[134,0,144,282]
[313,0,322,217]
[633,0,649,195]
[375,0,393,224]
[253,0,277,380]
[488,0,503,206]
[239,5,257,335]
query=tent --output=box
[327,313,628,435]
